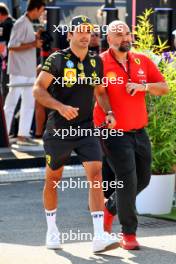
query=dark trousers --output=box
[101,129,152,234]
[102,156,116,199]
[0,69,9,105]
[0,94,9,147]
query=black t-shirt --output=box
[42,48,103,130]
[0,17,15,65]
[89,46,100,55]
[0,17,14,44]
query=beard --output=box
[112,42,132,52]
[119,42,132,52]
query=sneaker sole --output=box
[120,243,140,250]
[46,244,62,250]
[94,241,120,253]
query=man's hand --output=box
[105,113,117,129]
[126,83,145,96]
[0,43,6,55]
[58,104,79,120]
[34,38,43,49]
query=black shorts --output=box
[43,135,102,170]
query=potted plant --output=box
[133,9,176,214]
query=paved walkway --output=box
[0,179,176,264]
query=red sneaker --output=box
[120,234,140,250]
[104,207,115,233]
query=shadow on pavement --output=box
[54,245,176,264]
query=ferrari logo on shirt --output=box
[46,155,51,165]
[90,59,96,68]
[77,62,84,71]
[64,68,77,82]
[135,58,141,65]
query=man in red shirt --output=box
[94,20,169,250]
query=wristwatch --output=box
[143,82,149,92]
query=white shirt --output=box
[7,14,36,77]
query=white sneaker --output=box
[92,232,120,253]
[46,227,61,249]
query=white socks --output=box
[45,209,104,237]
[91,211,104,236]
[45,209,57,231]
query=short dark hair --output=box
[0,3,9,16]
[27,0,46,12]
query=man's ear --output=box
[67,32,73,41]
[107,35,111,46]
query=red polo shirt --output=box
[93,49,165,132]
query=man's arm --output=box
[8,21,43,52]
[126,82,169,96]
[95,84,116,128]
[9,38,43,51]
[33,71,79,121]
[144,82,169,96]
[127,54,169,96]
[95,84,112,113]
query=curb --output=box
[0,165,85,183]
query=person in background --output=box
[0,3,14,103]
[3,0,45,146]
[35,64,46,138]
[34,14,53,139]
[89,30,101,54]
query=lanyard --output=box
[110,49,131,83]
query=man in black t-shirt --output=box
[33,16,119,252]
[0,3,14,147]
[0,3,15,102]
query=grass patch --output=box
[153,207,176,221]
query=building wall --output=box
[126,0,176,48]
[127,0,176,30]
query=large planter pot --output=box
[136,174,175,215]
